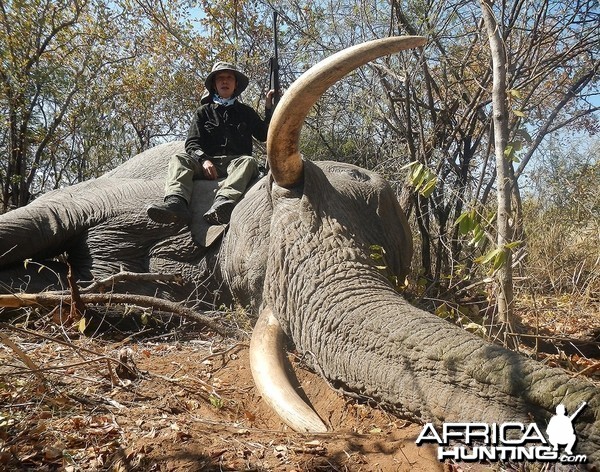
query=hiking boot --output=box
[147,195,191,225]
[203,196,236,225]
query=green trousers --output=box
[164,152,259,204]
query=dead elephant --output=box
[0,37,598,467]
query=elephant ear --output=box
[373,179,413,281]
[249,306,327,433]
[302,160,413,282]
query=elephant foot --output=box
[147,195,191,225]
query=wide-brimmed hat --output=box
[204,61,249,96]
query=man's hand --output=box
[266,89,276,109]
[202,159,218,180]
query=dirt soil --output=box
[0,323,456,472]
[1,295,598,472]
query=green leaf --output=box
[464,322,486,337]
[492,250,508,270]
[504,143,521,162]
[411,163,425,185]
[404,161,437,198]
[505,240,522,250]
[475,248,503,265]
[420,177,437,198]
[456,212,474,235]
[435,303,453,319]
[469,225,487,247]
[78,317,86,333]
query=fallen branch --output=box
[0,292,237,337]
[1,322,139,372]
[81,271,184,293]
[0,331,49,390]
[574,361,600,378]
[505,331,600,345]
[199,342,248,365]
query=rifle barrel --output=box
[271,10,281,107]
[569,401,587,421]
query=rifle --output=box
[269,10,281,108]
[569,401,587,421]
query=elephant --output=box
[1,37,599,467]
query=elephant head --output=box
[221,37,600,464]
[0,37,598,466]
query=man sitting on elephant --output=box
[147,62,275,226]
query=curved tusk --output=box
[267,35,427,188]
[249,307,328,433]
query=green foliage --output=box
[434,302,486,338]
[403,162,437,198]
[369,244,407,292]
[455,209,522,272]
[209,394,224,409]
[455,210,494,248]
[474,241,521,272]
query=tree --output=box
[0,0,89,209]
[0,0,215,208]
[479,0,516,340]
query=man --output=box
[546,403,583,456]
[147,62,274,226]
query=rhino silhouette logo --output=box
[546,402,587,456]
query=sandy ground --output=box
[2,294,598,471]
[0,325,482,471]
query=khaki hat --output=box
[204,61,249,96]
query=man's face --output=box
[214,71,237,99]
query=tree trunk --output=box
[479,0,516,342]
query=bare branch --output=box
[0,292,238,337]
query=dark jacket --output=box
[185,101,272,159]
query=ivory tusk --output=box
[267,35,427,188]
[249,307,328,433]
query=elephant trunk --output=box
[267,254,600,463]
[0,179,157,268]
[0,182,102,267]
[266,36,426,188]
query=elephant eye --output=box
[328,165,371,182]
